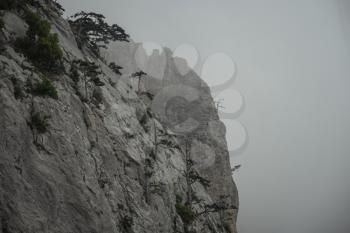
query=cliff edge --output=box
[0,1,238,232]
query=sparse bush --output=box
[29,113,50,134]
[15,11,63,73]
[120,216,133,232]
[37,33,62,63]
[175,203,195,225]
[33,78,58,99]
[25,11,51,39]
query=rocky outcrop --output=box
[0,2,238,233]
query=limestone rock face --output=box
[0,2,238,233]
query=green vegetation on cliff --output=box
[15,11,63,73]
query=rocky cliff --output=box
[0,1,238,233]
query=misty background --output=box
[59,1,350,233]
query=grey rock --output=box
[0,2,238,233]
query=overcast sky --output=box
[59,1,350,233]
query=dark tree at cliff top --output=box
[69,11,129,55]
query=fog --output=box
[59,0,350,232]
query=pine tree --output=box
[69,11,129,55]
[109,62,123,75]
[72,59,104,101]
[131,70,147,94]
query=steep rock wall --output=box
[0,2,238,233]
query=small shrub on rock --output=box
[33,78,58,99]
[120,216,133,232]
[25,11,51,39]
[15,11,63,73]
[29,113,50,134]
[175,203,195,225]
